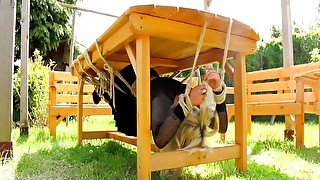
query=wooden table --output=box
[71,5,259,179]
[295,69,320,147]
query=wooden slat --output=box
[130,13,257,55]
[248,92,316,103]
[227,103,302,116]
[128,5,260,41]
[53,71,78,81]
[246,62,320,82]
[316,102,320,115]
[74,22,136,76]
[50,105,112,116]
[55,84,94,93]
[56,94,93,104]
[156,48,227,74]
[106,131,160,152]
[226,87,234,94]
[249,103,301,115]
[246,68,282,82]
[248,80,296,92]
[82,131,112,139]
[78,77,85,145]
[151,145,239,171]
[305,104,316,114]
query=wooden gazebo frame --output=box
[71,5,259,179]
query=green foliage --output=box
[15,0,76,58]
[246,25,320,72]
[13,50,55,126]
[310,48,320,62]
[4,119,319,179]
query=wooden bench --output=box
[48,71,112,138]
[227,62,320,148]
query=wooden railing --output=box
[226,62,320,148]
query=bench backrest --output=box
[49,71,98,105]
[246,62,320,103]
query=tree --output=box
[246,24,320,72]
[15,0,76,60]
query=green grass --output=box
[1,116,319,179]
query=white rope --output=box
[75,60,97,86]
[178,22,208,116]
[83,51,128,108]
[95,41,136,97]
[219,18,233,88]
[84,51,110,98]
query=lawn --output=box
[1,116,319,179]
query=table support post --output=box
[234,53,247,171]
[295,77,305,148]
[78,76,84,145]
[136,35,151,179]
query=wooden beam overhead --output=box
[130,13,257,55]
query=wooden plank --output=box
[130,13,257,55]
[295,77,305,148]
[74,22,136,75]
[246,63,320,82]
[305,104,316,114]
[78,77,84,145]
[316,102,320,115]
[55,84,94,93]
[248,80,296,92]
[128,5,260,41]
[248,92,316,103]
[94,22,136,65]
[249,103,301,115]
[136,36,151,179]
[151,145,239,171]
[155,48,226,74]
[233,53,247,171]
[54,72,78,82]
[106,131,160,152]
[226,87,234,94]
[82,131,110,139]
[101,53,179,68]
[50,105,112,116]
[295,69,320,79]
[125,43,137,75]
[227,103,302,116]
[56,94,93,104]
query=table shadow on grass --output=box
[251,139,320,164]
[15,141,138,179]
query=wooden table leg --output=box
[136,35,151,179]
[295,77,305,148]
[234,53,247,171]
[78,76,84,145]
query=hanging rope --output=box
[95,41,136,97]
[218,17,233,89]
[83,51,128,107]
[74,60,97,87]
[178,22,208,116]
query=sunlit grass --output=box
[1,116,319,179]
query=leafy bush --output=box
[13,50,55,126]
